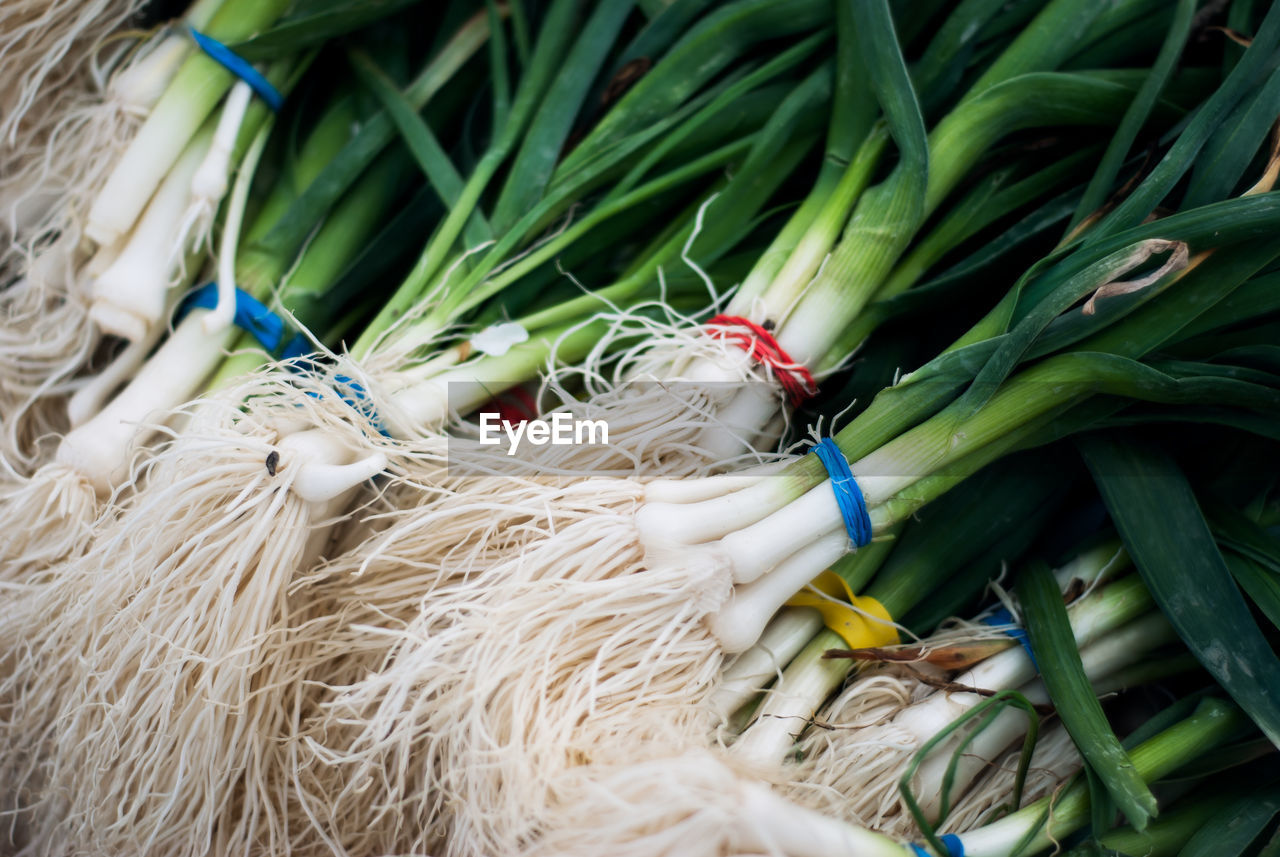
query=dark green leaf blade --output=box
[346,48,492,245]
[1020,560,1157,830]
[232,0,420,60]
[1176,788,1280,857]
[1079,433,1280,749]
[1069,0,1194,231]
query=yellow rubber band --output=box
[785,570,898,650]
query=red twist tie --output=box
[704,315,817,407]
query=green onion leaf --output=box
[1069,0,1194,231]
[1176,789,1280,857]
[232,0,421,60]
[1020,559,1157,830]
[346,48,492,246]
[1080,433,1280,749]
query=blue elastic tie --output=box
[908,835,965,857]
[810,437,872,547]
[189,28,284,111]
[180,283,305,354]
[983,606,1039,671]
[333,374,390,437]
[293,366,390,437]
[279,333,313,361]
[180,286,389,433]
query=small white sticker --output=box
[472,322,529,356]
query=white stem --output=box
[383,354,540,436]
[109,35,191,112]
[56,310,235,494]
[675,348,756,383]
[87,52,227,245]
[91,127,214,341]
[384,377,451,435]
[896,586,1157,768]
[774,281,849,369]
[913,613,1174,819]
[715,607,825,719]
[1055,540,1128,588]
[204,115,270,336]
[957,799,1070,857]
[190,81,251,206]
[635,474,799,551]
[933,584,1146,716]
[643,462,783,504]
[66,313,169,427]
[734,575,1152,772]
[734,783,909,857]
[667,337,798,462]
[275,428,386,505]
[693,380,785,463]
[731,644,849,767]
[710,531,848,653]
[719,483,846,583]
[86,238,125,278]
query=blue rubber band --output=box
[180,283,304,355]
[908,835,965,857]
[333,374,389,436]
[180,285,391,434]
[279,333,313,361]
[982,606,1039,671]
[810,437,872,547]
[189,27,284,112]
[288,362,391,437]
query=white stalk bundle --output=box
[0,18,206,478]
[238,301,820,853]
[89,126,214,342]
[781,599,1163,839]
[526,306,806,474]
[0,370,389,857]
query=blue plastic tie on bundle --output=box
[188,27,285,112]
[331,374,391,437]
[179,286,391,436]
[180,283,308,357]
[982,605,1039,671]
[810,437,872,547]
[909,834,966,856]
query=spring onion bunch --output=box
[0,0,433,477]
[271,1,1257,851]
[0,65,387,584]
[0,0,227,471]
[4,2,1280,854]
[66,0,842,571]
[307,36,1280,857]
[535,696,1254,857]
[0,91,433,854]
[0,4,855,852]
[776,545,1163,837]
